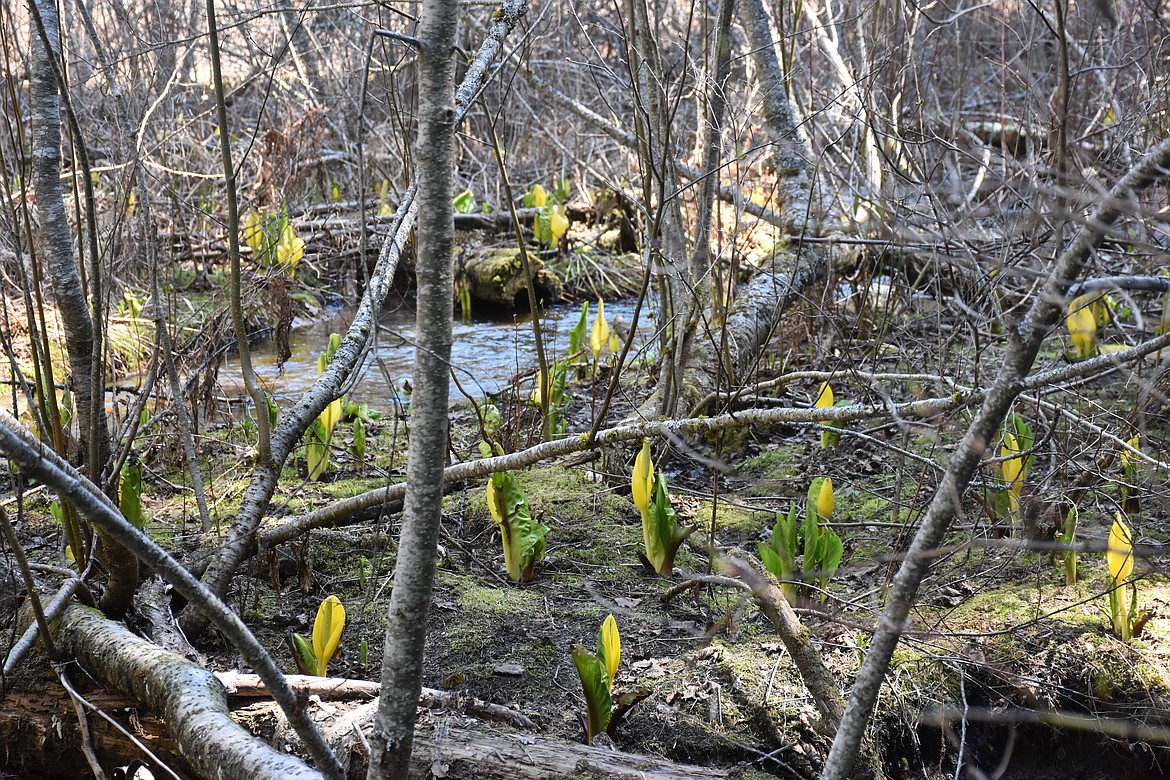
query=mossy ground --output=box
[119,383,1165,780]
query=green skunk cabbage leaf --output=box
[818,528,844,593]
[292,633,318,676]
[571,644,611,743]
[119,462,145,530]
[642,472,694,577]
[453,188,477,214]
[758,543,785,579]
[487,471,549,582]
[312,595,346,677]
[266,393,279,430]
[569,302,589,359]
[306,417,330,481]
[352,417,366,462]
[761,505,800,603]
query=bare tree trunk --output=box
[28,0,134,617]
[623,0,690,418]
[820,134,1170,780]
[688,0,736,286]
[737,0,821,222]
[364,0,457,774]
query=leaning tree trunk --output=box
[737,0,822,222]
[28,0,135,617]
[365,0,458,775]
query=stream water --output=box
[219,297,654,407]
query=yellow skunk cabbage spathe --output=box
[599,613,620,689]
[312,595,346,677]
[816,477,834,522]
[632,439,654,516]
[1000,432,1024,495]
[591,299,610,360]
[1066,300,1098,360]
[1107,514,1134,585]
[815,382,833,408]
[276,221,305,277]
[571,613,622,744]
[1106,513,1138,641]
[815,382,841,448]
[243,208,264,260]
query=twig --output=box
[3,577,84,676]
[57,669,107,779]
[0,505,57,660]
[57,669,185,780]
[660,574,748,604]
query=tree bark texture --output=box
[688,0,736,287]
[820,134,1170,780]
[28,0,132,617]
[334,710,734,779]
[716,246,830,389]
[364,0,457,774]
[736,0,815,176]
[52,604,322,779]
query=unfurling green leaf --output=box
[1060,504,1077,586]
[291,633,318,676]
[312,595,346,677]
[306,417,330,481]
[817,528,844,596]
[352,417,366,463]
[487,471,549,582]
[571,643,611,743]
[119,461,146,530]
[640,472,695,577]
[568,302,589,359]
[266,393,279,431]
[453,188,477,214]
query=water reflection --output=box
[220,298,654,405]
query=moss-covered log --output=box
[458,248,563,310]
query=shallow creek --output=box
[219,297,653,407]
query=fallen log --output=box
[457,247,564,309]
[2,661,731,780]
[47,603,323,780]
[327,702,734,779]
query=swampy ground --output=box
[34,269,1165,780]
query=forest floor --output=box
[8,225,1170,780]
